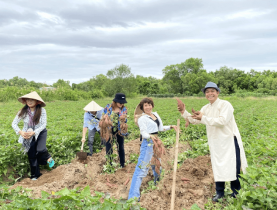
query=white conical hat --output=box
[134,103,144,127]
[18,91,46,107]
[83,101,102,112]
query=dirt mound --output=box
[11,139,214,209]
[140,156,215,210]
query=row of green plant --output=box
[0,185,144,210]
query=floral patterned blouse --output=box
[103,104,127,134]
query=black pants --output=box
[105,132,125,167]
[27,129,51,179]
[216,136,241,196]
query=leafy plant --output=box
[0,185,146,210]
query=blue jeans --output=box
[128,138,156,200]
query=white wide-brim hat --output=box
[134,103,144,127]
[18,91,46,107]
[83,101,103,112]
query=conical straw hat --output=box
[18,91,46,107]
[134,103,144,127]
[83,101,102,112]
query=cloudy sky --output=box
[1,0,276,85]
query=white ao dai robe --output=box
[182,98,248,181]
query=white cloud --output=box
[226,9,271,20]
[37,12,64,24]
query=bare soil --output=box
[11,138,215,210]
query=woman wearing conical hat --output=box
[12,91,54,180]
[81,101,104,156]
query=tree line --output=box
[1,58,277,99]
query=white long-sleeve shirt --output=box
[182,98,248,182]
[138,112,171,140]
[12,108,47,143]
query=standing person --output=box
[178,82,248,202]
[128,97,177,201]
[81,101,104,156]
[12,91,55,181]
[104,93,128,168]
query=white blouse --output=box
[138,112,171,140]
[12,108,47,143]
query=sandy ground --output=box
[11,138,215,210]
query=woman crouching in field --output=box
[128,97,177,201]
[12,91,54,180]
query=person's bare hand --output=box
[25,131,35,139]
[191,111,203,120]
[170,125,178,132]
[176,98,185,115]
[81,138,86,143]
[19,131,28,139]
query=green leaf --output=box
[190,203,201,210]
[55,187,70,196]
[81,185,91,196]
[41,191,50,199]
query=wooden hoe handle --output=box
[170,119,180,210]
[81,141,84,152]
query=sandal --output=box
[47,158,55,168]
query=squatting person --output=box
[128,97,177,201]
[178,81,248,202]
[12,91,55,180]
[81,101,104,156]
[103,93,128,168]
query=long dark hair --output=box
[111,101,125,110]
[18,104,42,125]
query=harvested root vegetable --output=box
[151,136,166,175]
[99,114,112,142]
[185,119,190,128]
[181,177,190,181]
[124,178,130,185]
[192,108,200,115]
[119,114,128,135]
[176,98,185,112]
[106,182,113,188]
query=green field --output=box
[0,96,277,209]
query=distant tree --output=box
[53,79,71,89]
[162,58,204,94]
[182,70,217,94]
[104,64,137,97]
[9,76,28,87]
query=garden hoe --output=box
[76,141,87,160]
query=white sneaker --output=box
[31,178,37,181]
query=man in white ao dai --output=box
[178,82,248,202]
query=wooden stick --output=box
[170,119,180,210]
